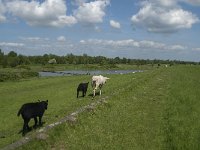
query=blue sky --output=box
[0,0,200,61]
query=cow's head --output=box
[41,100,48,110]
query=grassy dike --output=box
[0,65,200,149]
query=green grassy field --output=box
[0,65,200,149]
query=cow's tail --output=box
[17,107,22,116]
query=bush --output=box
[0,71,39,82]
[16,65,31,70]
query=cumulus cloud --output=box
[192,47,200,51]
[79,39,186,51]
[0,42,24,47]
[183,0,200,6]
[167,44,186,50]
[19,37,49,41]
[131,0,199,33]
[157,0,200,6]
[57,36,66,42]
[6,0,77,27]
[0,0,6,23]
[110,20,121,29]
[73,0,110,24]
[72,0,88,6]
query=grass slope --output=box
[0,65,200,149]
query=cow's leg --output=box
[99,85,102,96]
[22,120,26,135]
[77,90,79,98]
[33,117,38,128]
[82,90,84,97]
[26,119,31,131]
[39,116,42,126]
[93,89,96,97]
[23,118,30,135]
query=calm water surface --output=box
[39,70,142,77]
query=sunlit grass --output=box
[1,65,200,149]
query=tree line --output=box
[0,49,199,68]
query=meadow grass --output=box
[0,75,94,148]
[0,65,200,149]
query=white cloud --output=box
[183,0,200,6]
[1,38,196,61]
[131,1,199,33]
[79,39,186,51]
[0,0,6,22]
[57,36,66,42]
[142,0,200,8]
[94,26,101,32]
[72,0,88,6]
[167,44,186,50]
[19,37,49,41]
[80,40,85,44]
[192,47,200,51]
[0,42,24,47]
[6,0,77,27]
[73,0,110,24]
[151,0,177,7]
[110,20,121,29]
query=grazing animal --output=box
[17,100,48,135]
[77,82,89,98]
[92,75,110,97]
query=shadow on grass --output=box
[18,122,46,136]
[88,91,100,97]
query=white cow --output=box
[91,75,110,97]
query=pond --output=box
[39,70,142,77]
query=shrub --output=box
[0,71,39,82]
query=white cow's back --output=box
[91,75,110,97]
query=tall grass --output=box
[163,66,200,149]
[0,65,200,149]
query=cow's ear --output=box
[46,100,48,103]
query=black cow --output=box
[17,100,48,135]
[77,82,89,98]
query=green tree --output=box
[114,57,120,64]
[18,55,31,65]
[2,56,8,68]
[8,57,19,67]
[8,51,17,57]
[0,49,4,66]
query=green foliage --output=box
[0,71,39,82]
[7,51,17,57]
[42,65,55,72]
[8,57,20,68]
[0,49,4,66]
[16,65,31,70]
[0,50,199,68]
[2,56,8,68]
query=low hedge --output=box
[0,71,39,82]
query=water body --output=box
[39,70,142,77]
